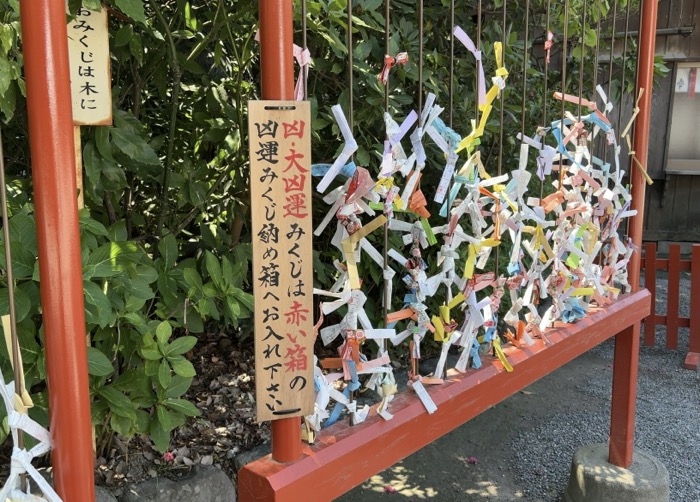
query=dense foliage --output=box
[0,0,656,453]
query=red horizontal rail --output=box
[238,290,651,501]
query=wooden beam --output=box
[238,290,650,501]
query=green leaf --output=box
[95,125,114,161]
[584,28,597,48]
[134,409,151,434]
[140,347,162,361]
[113,24,133,47]
[164,398,200,417]
[183,267,203,290]
[9,214,36,250]
[165,375,193,399]
[86,346,114,377]
[204,251,222,288]
[0,415,9,445]
[156,404,175,432]
[111,127,160,165]
[169,356,196,377]
[158,234,178,270]
[155,321,172,346]
[149,419,170,452]
[166,336,197,357]
[114,0,147,25]
[158,360,172,389]
[86,241,144,278]
[232,288,254,313]
[108,220,128,242]
[99,386,136,420]
[110,413,133,436]
[83,281,112,328]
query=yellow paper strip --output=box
[492,336,513,372]
[347,215,388,245]
[448,293,465,310]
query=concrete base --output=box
[564,443,669,502]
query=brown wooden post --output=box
[609,0,658,468]
[258,0,302,463]
[18,0,95,498]
[684,244,700,369]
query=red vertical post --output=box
[610,0,658,468]
[666,244,680,349]
[684,244,700,369]
[18,0,95,499]
[259,0,301,464]
[643,242,656,346]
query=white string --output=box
[0,370,61,502]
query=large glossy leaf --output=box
[87,346,114,377]
[111,126,160,166]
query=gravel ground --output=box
[510,269,698,502]
[344,269,699,501]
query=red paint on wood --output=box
[609,324,639,468]
[258,0,301,464]
[643,242,656,346]
[666,244,681,349]
[683,352,700,371]
[239,291,650,501]
[19,0,95,498]
[686,244,700,368]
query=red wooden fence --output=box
[641,242,700,369]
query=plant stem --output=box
[150,0,182,241]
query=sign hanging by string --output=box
[67,7,112,126]
[249,100,314,422]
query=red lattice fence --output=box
[641,242,700,369]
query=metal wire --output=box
[615,0,632,138]
[602,0,618,164]
[520,0,530,143]
[346,0,355,425]
[559,0,569,188]
[384,0,390,112]
[347,0,354,134]
[497,0,507,178]
[475,0,482,122]
[301,0,308,100]
[382,0,390,334]
[592,5,601,94]
[449,0,455,128]
[540,0,550,200]
[578,0,587,119]
[418,0,424,117]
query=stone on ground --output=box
[564,443,669,502]
[119,465,236,502]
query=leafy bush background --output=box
[0,0,653,452]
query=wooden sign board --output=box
[67,7,112,125]
[248,100,314,422]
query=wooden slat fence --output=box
[641,242,700,369]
